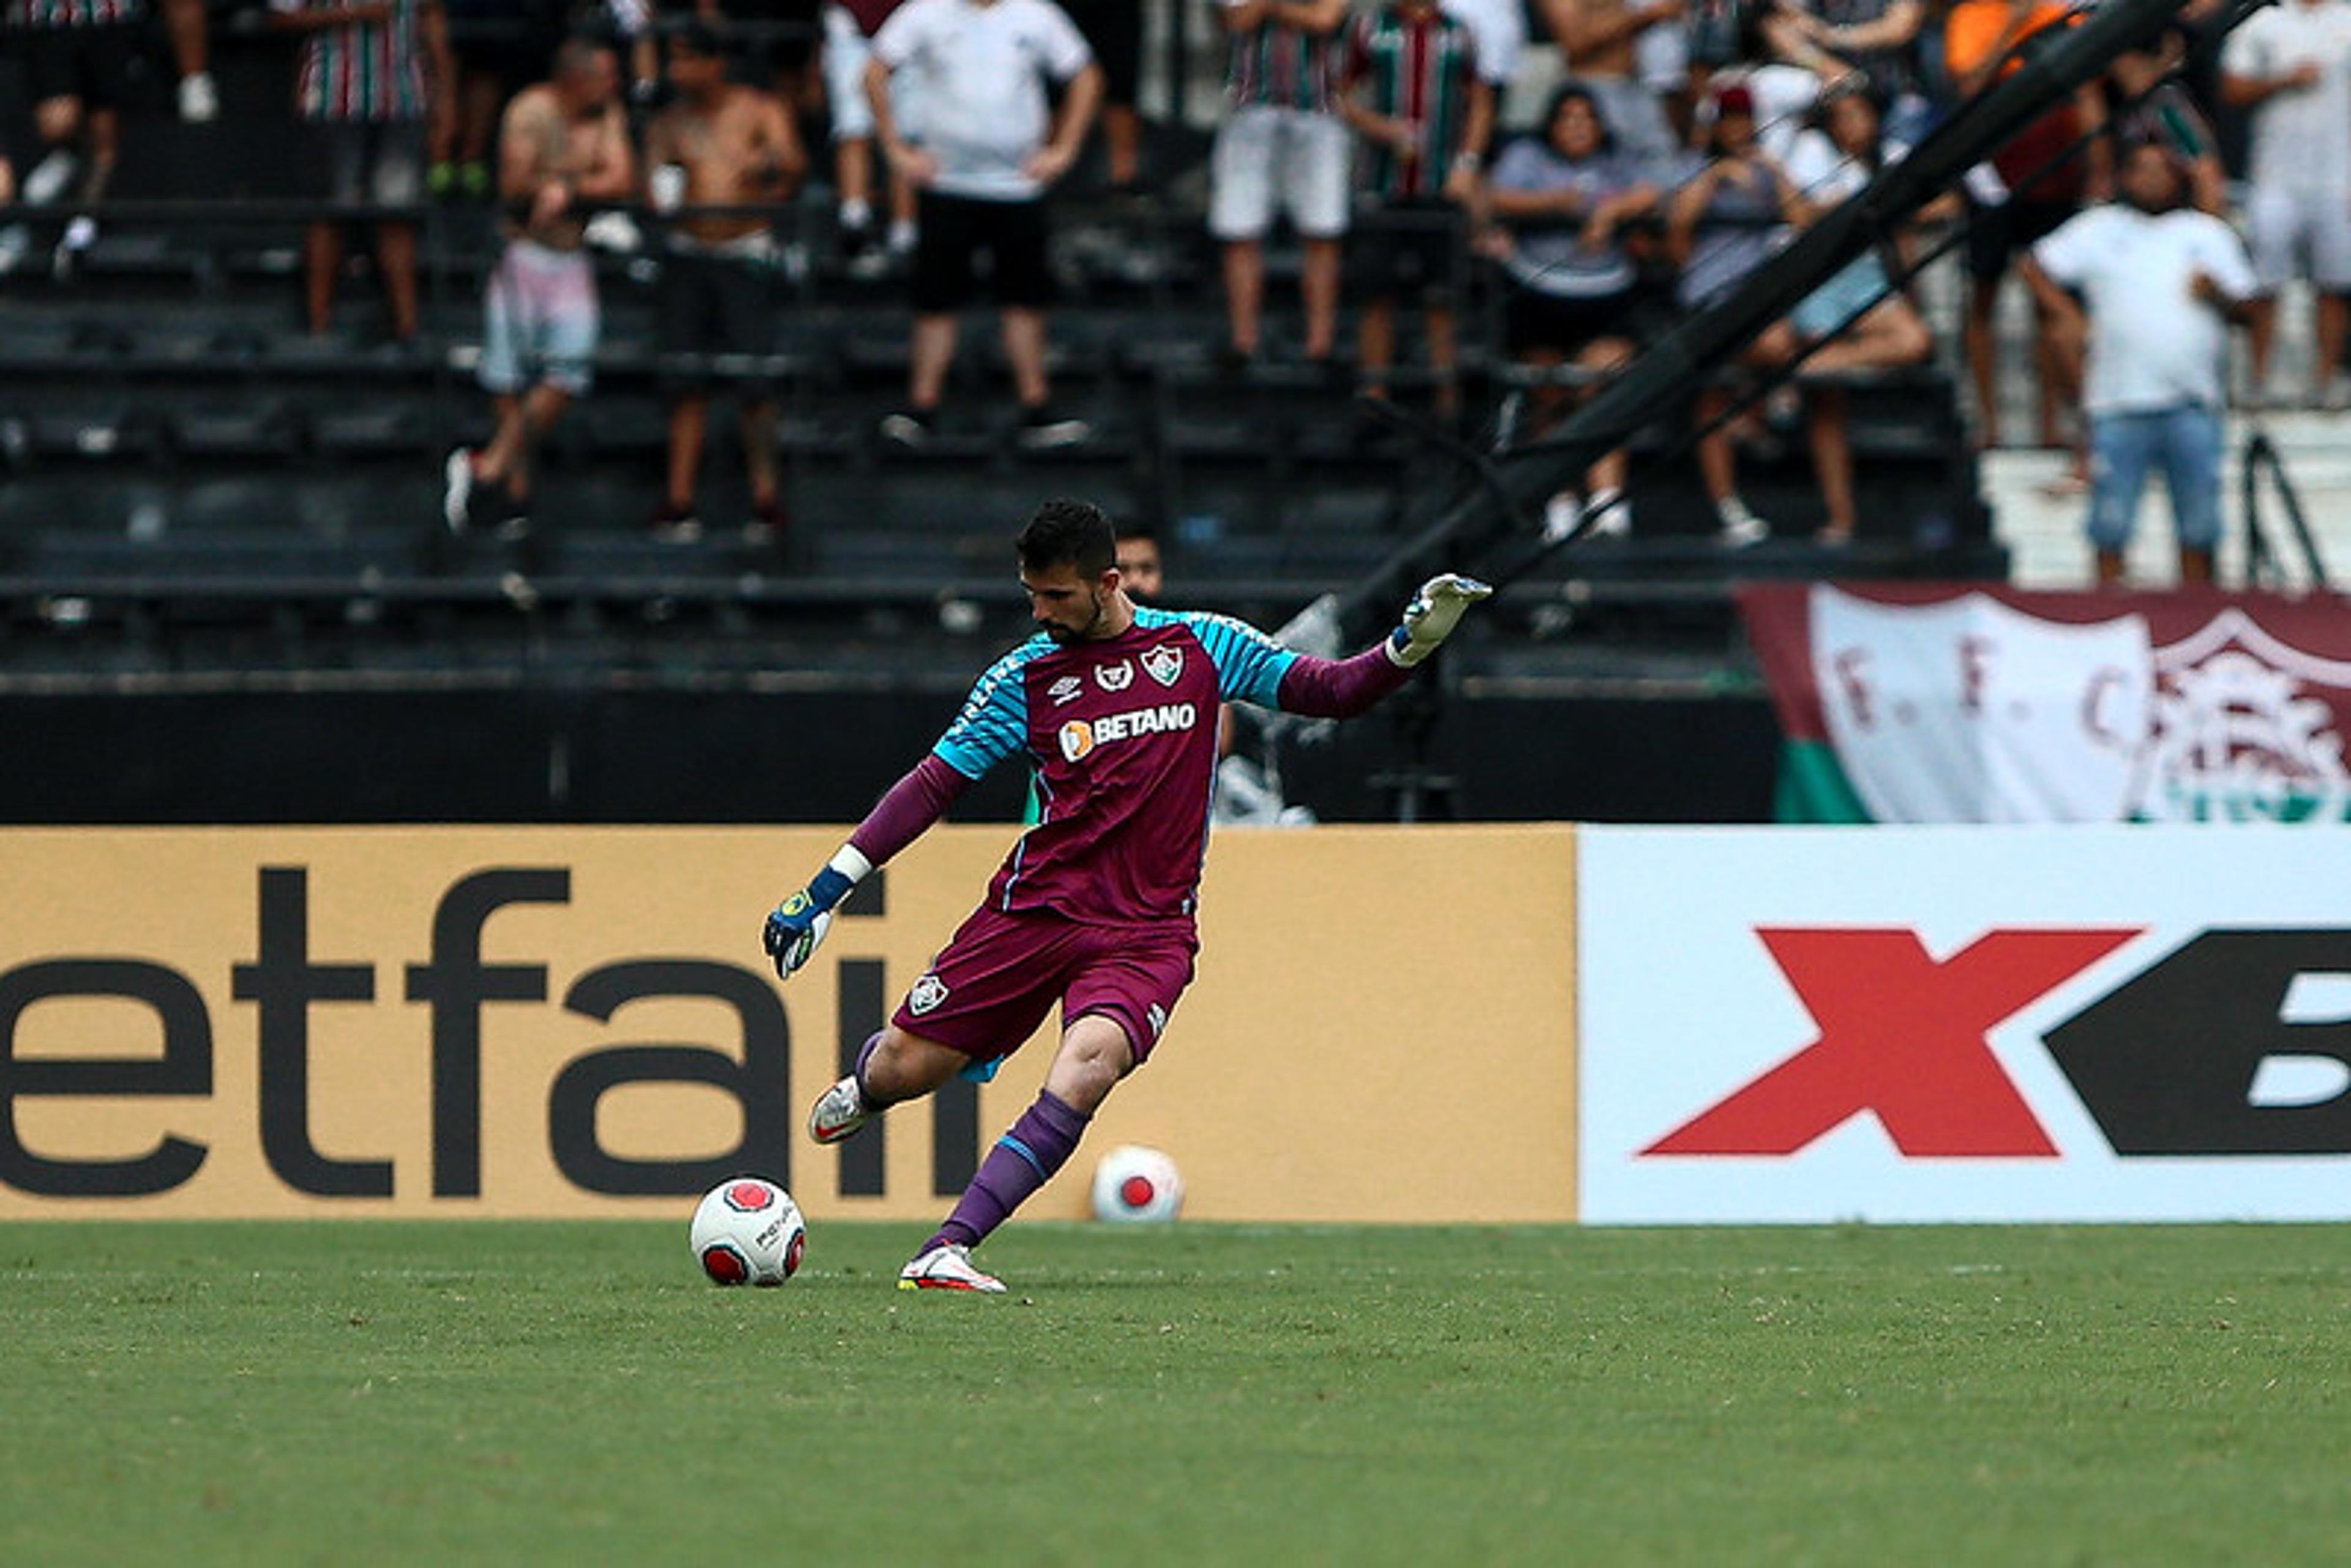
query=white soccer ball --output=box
[690,1176,807,1286]
[1090,1144,1183,1224]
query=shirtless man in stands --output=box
[444,36,635,535]
[644,21,804,540]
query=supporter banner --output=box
[1580,825,2351,1223]
[1738,583,2351,823]
[0,827,1577,1222]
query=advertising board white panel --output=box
[1580,826,2351,1222]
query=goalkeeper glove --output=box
[763,864,856,980]
[1386,573,1494,666]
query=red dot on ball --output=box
[1120,1175,1157,1207]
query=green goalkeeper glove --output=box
[1387,573,1494,666]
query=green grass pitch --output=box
[4,1221,2349,1566]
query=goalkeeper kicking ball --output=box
[690,1177,807,1286]
[1090,1144,1183,1224]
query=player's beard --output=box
[1043,588,1111,644]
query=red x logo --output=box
[1644,928,2142,1158]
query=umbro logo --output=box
[1048,675,1084,706]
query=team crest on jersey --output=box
[1048,675,1084,707]
[1095,659,1134,692]
[908,972,950,1015]
[1141,644,1184,688]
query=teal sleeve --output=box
[1183,611,1300,708]
[934,643,1038,778]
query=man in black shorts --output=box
[17,0,149,269]
[645,21,803,538]
[863,0,1102,448]
[1059,0,1141,190]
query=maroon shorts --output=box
[891,906,1198,1065]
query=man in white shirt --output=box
[2221,0,2351,407]
[2023,143,2258,586]
[864,0,1103,446]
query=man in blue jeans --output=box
[2023,143,2257,587]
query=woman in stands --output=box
[1780,79,1935,544]
[1479,83,1660,541]
[1666,80,1810,547]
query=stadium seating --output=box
[0,18,2006,683]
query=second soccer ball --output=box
[1090,1144,1183,1224]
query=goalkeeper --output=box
[763,497,1490,1292]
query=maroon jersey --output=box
[932,606,1299,925]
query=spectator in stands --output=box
[1480,82,1657,539]
[433,1,571,200]
[443,36,636,533]
[2221,0,2351,410]
[646,21,803,541]
[271,0,454,347]
[1782,79,1934,544]
[1667,80,1808,546]
[703,0,827,129]
[1113,519,1163,601]
[2018,26,2224,501]
[1760,0,1932,147]
[864,0,1102,448]
[1693,21,1835,168]
[2106,26,2224,217]
[1534,0,1682,173]
[1207,0,1351,373]
[1340,0,1492,428]
[1061,0,1142,191]
[1943,0,2105,451]
[2022,142,2255,586]
[14,0,146,269]
[821,0,917,274]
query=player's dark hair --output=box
[1019,498,1117,578]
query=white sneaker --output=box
[898,1243,1005,1294]
[806,1073,878,1145]
[51,216,96,280]
[442,447,475,532]
[1540,490,1580,544]
[178,72,219,124]
[1582,487,1632,539]
[1715,497,1770,549]
[22,149,78,207]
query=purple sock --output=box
[851,1031,884,1103]
[926,1090,1090,1252]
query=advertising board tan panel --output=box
[0,826,1575,1221]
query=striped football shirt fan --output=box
[272,0,435,122]
[1221,1,1344,114]
[1344,4,1479,200]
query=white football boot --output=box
[898,1243,1005,1293]
[806,1073,879,1145]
